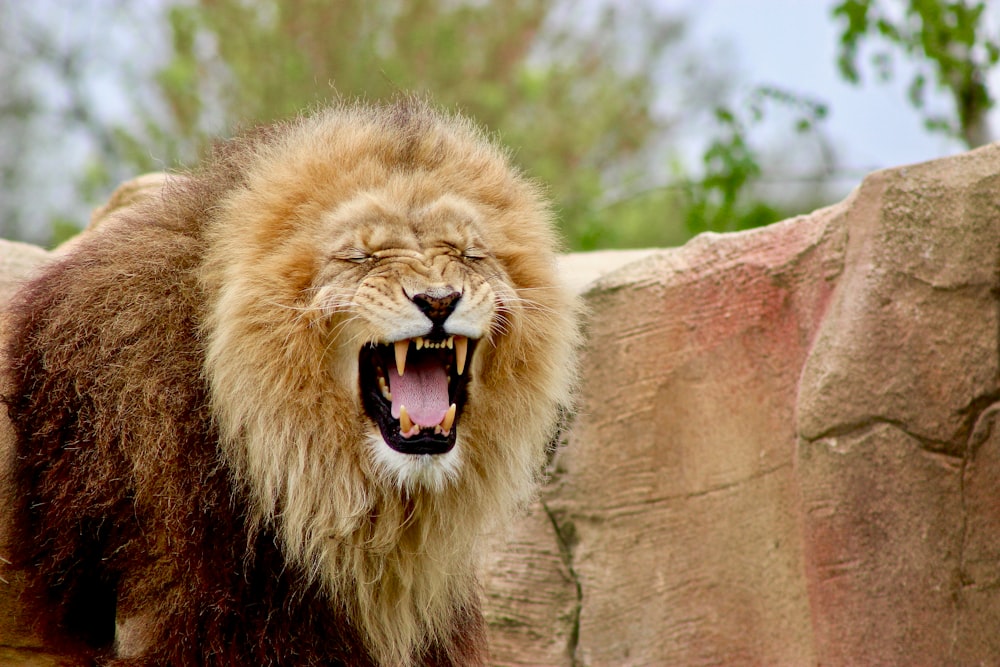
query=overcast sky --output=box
[686,0,971,178]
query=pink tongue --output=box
[388,359,450,427]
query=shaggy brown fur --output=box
[3,99,578,666]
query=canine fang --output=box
[441,403,457,433]
[394,339,408,376]
[455,336,468,375]
[399,405,414,435]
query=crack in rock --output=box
[951,401,1000,659]
[540,499,583,667]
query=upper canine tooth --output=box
[394,339,409,376]
[455,336,468,375]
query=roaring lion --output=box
[3,99,578,666]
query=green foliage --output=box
[135,0,844,248]
[7,1,999,250]
[125,0,693,251]
[684,86,829,235]
[833,0,999,146]
[0,2,851,249]
[49,217,85,248]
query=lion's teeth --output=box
[394,339,408,376]
[455,336,467,375]
[415,337,424,351]
[441,403,456,433]
[399,405,413,434]
[378,376,391,401]
[446,336,454,349]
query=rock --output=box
[485,142,1000,665]
[485,206,843,665]
[0,175,167,664]
[795,146,1000,665]
[0,241,50,305]
[3,144,1000,664]
[0,239,57,663]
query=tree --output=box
[0,2,845,249]
[124,0,720,250]
[0,1,165,245]
[833,0,1000,147]
[683,86,832,236]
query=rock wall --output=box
[485,143,1000,665]
[1,144,999,665]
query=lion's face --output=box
[201,104,577,513]
[312,191,511,490]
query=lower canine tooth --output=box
[441,403,456,432]
[399,405,413,434]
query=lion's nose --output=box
[412,291,461,326]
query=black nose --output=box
[412,291,461,326]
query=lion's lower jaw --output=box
[368,433,464,493]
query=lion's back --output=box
[3,211,214,649]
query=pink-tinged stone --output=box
[484,207,842,666]
[796,145,1000,665]
[485,142,1000,666]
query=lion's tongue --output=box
[388,361,449,427]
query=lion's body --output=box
[3,100,578,666]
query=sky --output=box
[684,0,971,189]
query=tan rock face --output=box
[3,144,1000,664]
[795,147,1000,665]
[0,241,50,305]
[485,208,843,665]
[485,143,1000,666]
[0,241,57,664]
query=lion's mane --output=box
[3,99,578,666]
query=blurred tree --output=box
[0,1,838,250]
[683,86,832,236]
[121,0,715,250]
[0,20,35,242]
[0,1,162,245]
[833,0,999,147]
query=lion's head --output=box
[193,99,579,664]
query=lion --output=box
[2,99,579,666]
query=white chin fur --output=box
[368,434,462,493]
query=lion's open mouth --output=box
[359,335,476,455]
